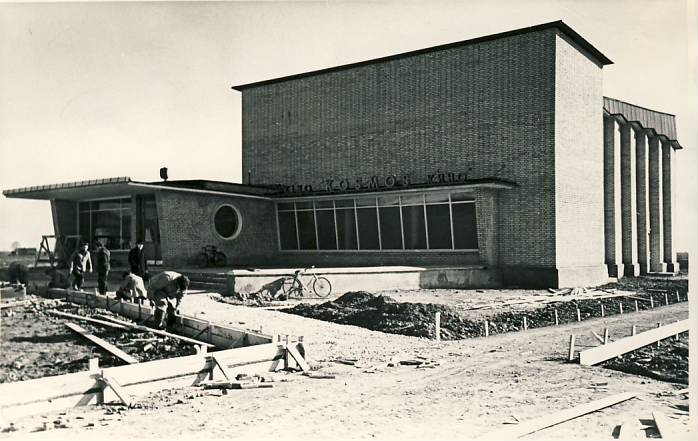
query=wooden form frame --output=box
[40,287,270,348]
[0,341,300,421]
[579,320,689,366]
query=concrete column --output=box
[661,140,678,272]
[634,129,650,274]
[648,135,666,272]
[620,123,639,276]
[603,115,624,277]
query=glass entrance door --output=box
[136,195,161,261]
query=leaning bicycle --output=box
[281,266,332,299]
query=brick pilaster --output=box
[634,129,650,274]
[648,135,666,272]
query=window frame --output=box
[274,189,479,253]
[212,204,243,240]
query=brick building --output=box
[3,21,682,288]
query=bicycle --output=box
[195,245,227,268]
[281,266,332,298]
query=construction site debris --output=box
[283,288,688,340]
[602,333,688,384]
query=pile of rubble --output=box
[602,333,689,384]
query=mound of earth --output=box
[283,291,480,339]
[282,290,688,340]
[602,334,688,384]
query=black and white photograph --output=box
[0,0,696,439]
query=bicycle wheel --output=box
[214,251,227,267]
[313,277,332,298]
[195,252,208,268]
[282,277,298,295]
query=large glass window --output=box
[275,190,479,251]
[78,197,132,250]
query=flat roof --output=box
[232,20,613,91]
[604,96,682,149]
[2,177,277,201]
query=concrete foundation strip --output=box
[64,322,139,365]
[38,288,272,349]
[480,392,638,439]
[579,320,689,366]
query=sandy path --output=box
[2,296,689,440]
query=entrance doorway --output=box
[136,195,161,261]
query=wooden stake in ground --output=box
[484,320,489,337]
[600,303,605,317]
[676,291,680,303]
[554,309,559,326]
[480,392,638,439]
[435,312,441,342]
[650,296,654,308]
[664,292,669,305]
[618,302,623,314]
[65,322,138,364]
[568,335,576,361]
[576,308,581,322]
[657,323,662,347]
[631,325,636,336]
[522,316,528,331]
[603,328,609,344]
[634,300,638,312]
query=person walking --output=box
[94,241,111,295]
[115,271,147,303]
[128,239,148,281]
[68,242,92,290]
[147,271,189,330]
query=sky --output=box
[0,0,696,253]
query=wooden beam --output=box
[579,320,689,366]
[0,300,30,309]
[100,374,133,407]
[480,392,637,439]
[591,330,604,344]
[48,310,131,330]
[286,345,310,371]
[92,314,215,348]
[64,322,138,364]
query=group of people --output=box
[64,239,189,330]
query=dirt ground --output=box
[0,297,198,382]
[0,291,689,440]
[603,333,689,384]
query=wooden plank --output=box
[591,330,604,344]
[48,310,131,330]
[480,392,637,439]
[579,320,689,366]
[90,315,215,348]
[286,345,310,371]
[64,322,139,364]
[652,410,682,439]
[0,370,99,408]
[100,374,133,407]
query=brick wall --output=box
[553,32,606,276]
[242,29,559,268]
[156,191,277,266]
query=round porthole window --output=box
[213,204,242,240]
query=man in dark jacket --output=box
[128,239,148,281]
[94,241,111,295]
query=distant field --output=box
[0,252,36,268]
